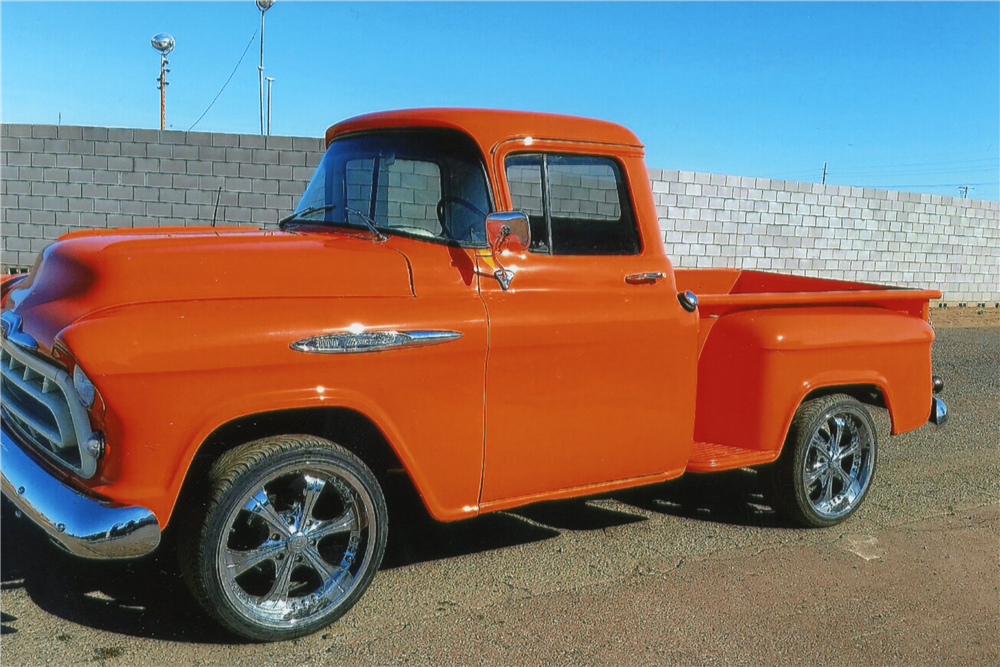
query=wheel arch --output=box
[172,406,420,530]
[799,382,892,430]
[771,378,898,458]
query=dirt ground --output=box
[1,328,997,666]
[931,305,999,329]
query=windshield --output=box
[289,129,493,245]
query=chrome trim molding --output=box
[929,397,948,426]
[1,427,161,559]
[1,339,101,478]
[1,310,38,350]
[494,268,513,291]
[290,329,463,354]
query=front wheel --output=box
[180,435,388,641]
[764,395,878,528]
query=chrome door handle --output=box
[625,272,666,285]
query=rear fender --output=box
[694,307,934,452]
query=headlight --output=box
[73,364,96,409]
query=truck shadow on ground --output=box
[1,497,230,644]
[381,467,784,569]
[1,469,784,643]
[611,467,786,528]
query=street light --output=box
[151,33,175,131]
[256,0,275,135]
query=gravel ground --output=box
[1,327,996,666]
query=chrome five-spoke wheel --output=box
[181,435,388,641]
[766,394,878,527]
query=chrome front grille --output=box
[0,340,98,477]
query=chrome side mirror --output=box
[486,211,531,253]
[484,212,530,291]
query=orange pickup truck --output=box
[1,109,947,640]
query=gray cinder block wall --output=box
[649,168,999,305]
[2,123,998,304]
[0,123,325,267]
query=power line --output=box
[188,28,258,132]
[860,181,998,188]
[831,157,997,170]
[826,167,999,178]
[780,157,998,180]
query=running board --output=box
[686,442,780,472]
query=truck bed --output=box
[675,268,941,320]
[675,269,942,472]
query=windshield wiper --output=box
[278,204,338,229]
[278,204,387,241]
[344,206,388,242]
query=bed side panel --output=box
[694,307,934,452]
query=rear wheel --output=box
[765,395,878,527]
[180,435,387,641]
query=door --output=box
[479,148,696,504]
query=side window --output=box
[504,153,640,255]
[505,156,549,252]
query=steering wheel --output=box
[436,197,488,240]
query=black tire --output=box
[763,394,878,528]
[179,435,388,641]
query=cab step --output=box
[686,442,780,472]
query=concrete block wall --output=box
[648,168,999,304]
[2,123,997,304]
[1,123,325,267]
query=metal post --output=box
[821,161,827,185]
[258,8,266,134]
[159,53,168,130]
[255,1,275,135]
[266,77,274,136]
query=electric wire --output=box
[188,28,259,132]
[780,158,997,180]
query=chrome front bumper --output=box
[1,425,160,559]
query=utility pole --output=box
[256,0,275,135]
[265,77,274,135]
[821,161,827,185]
[959,186,974,199]
[151,33,175,131]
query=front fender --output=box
[57,295,488,528]
[694,307,934,452]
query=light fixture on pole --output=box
[151,33,175,131]
[256,0,275,135]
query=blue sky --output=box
[2,2,998,200]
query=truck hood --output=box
[4,227,414,350]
